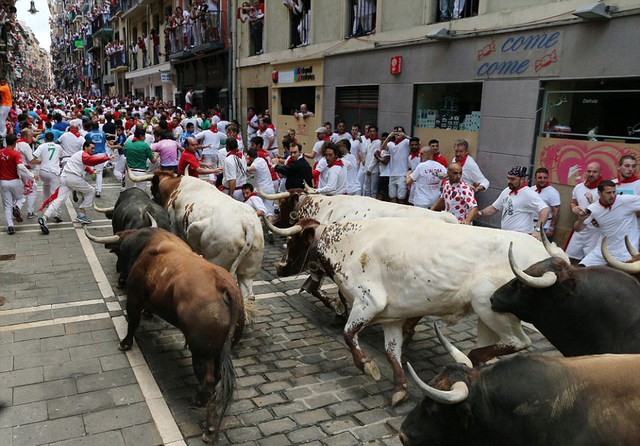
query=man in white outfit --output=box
[15,129,37,219]
[363,125,381,198]
[31,133,63,222]
[0,135,35,234]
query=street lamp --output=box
[28,0,39,15]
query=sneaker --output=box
[53,214,63,223]
[12,206,22,222]
[76,213,92,224]
[95,192,101,198]
[7,226,15,235]
[266,230,274,244]
[72,190,78,202]
[38,217,49,235]
[27,212,35,219]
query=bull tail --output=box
[229,219,256,276]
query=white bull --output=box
[266,216,568,406]
[129,169,264,300]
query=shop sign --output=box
[390,56,402,74]
[161,72,171,82]
[474,30,562,79]
[274,66,316,84]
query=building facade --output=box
[234,0,640,242]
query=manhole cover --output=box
[0,254,15,261]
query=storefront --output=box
[270,59,324,154]
[125,62,177,103]
[322,14,640,240]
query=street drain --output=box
[0,254,15,261]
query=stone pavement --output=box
[0,176,559,446]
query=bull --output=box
[128,168,264,300]
[260,187,457,315]
[264,216,568,405]
[490,236,640,356]
[400,327,640,446]
[601,235,640,281]
[93,187,171,233]
[86,225,244,443]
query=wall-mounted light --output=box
[315,93,320,99]
[426,27,454,41]
[28,0,39,14]
[572,2,614,20]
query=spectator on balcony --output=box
[294,103,314,120]
[238,2,251,23]
[350,0,376,37]
[151,28,160,65]
[138,35,147,68]
[0,77,12,143]
[249,0,264,54]
[205,0,219,42]
[440,0,466,21]
[185,90,194,112]
[130,41,138,70]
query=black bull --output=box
[490,244,640,357]
[101,228,244,443]
[400,352,640,446]
[93,188,171,233]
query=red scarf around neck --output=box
[409,150,420,160]
[535,183,549,193]
[328,159,344,168]
[619,174,640,184]
[244,192,257,202]
[509,182,527,195]
[457,154,469,167]
[599,197,614,210]
[16,138,28,144]
[69,129,81,137]
[584,177,603,190]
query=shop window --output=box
[336,86,379,127]
[542,82,640,143]
[281,86,316,116]
[436,0,479,22]
[346,0,376,38]
[287,0,310,48]
[414,83,482,131]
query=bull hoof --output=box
[364,360,381,381]
[190,394,207,408]
[330,299,346,316]
[392,389,409,406]
[201,432,214,443]
[118,343,132,352]
[142,310,153,319]
[245,295,256,301]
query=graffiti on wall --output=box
[537,137,640,186]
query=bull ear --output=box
[457,403,474,430]
[152,175,160,188]
[302,226,316,243]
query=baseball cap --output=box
[315,127,327,134]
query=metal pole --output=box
[227,0,233,120]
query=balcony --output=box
[121,0,143,19]
[110,51,128,73]
[168,11,225,61]
[83,35,94,51]
[92,18,113,40]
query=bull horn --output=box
[261,214,303,237]
[92,202,115,213]
[148,214,158,228]
[406,362,469,404]
[304,182,316,194]
[508,242,557,288]
[289,211,299,221]
[434,324,473,368]
[258,186,290,201]
[540,224,554,256]
[127,167,154,182]
[626,235,640,257]
[83,226,120,244]
[602,236,640,274]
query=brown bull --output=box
[87,226,244,443]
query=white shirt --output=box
[16,141,34,167]
[410,160,447,208]
[583,195,640,261]
[388,138,410,177]
[453,155,490,191]
[195,130,225,156]
[181,118,198,132]
[316,157,328,188]
[335,132,351,141]
[247,114,259,140]
[571,181,601,237]
[492,185,549,233]
[223,152,247,189]
[530,184,561,230]
[244,194,273,218]
[34,142,63,175]
[408,153,421,172]
[378,149,390,177]
[343,153,361,195]
[316,161,348,195]
[364,138,382,174]
[257,127,277,149]
[217,120,229,134]
[58,132,84,158]
[250,157,275,194]
[348,136,360,161]
[312,139,327,163]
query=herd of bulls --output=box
[85,168,640,445]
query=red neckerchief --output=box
[17,138,28,144]
[599,198,614,211]
[409,150,420,160]
[132,137,142,142]
[509,182,527,195]
[584,177,603,190]
[457,154,469,167]
[369,136,380,142]
[69,129,81,137]
[267,124,275,131]
[209,128,218,133]
[337,131,348,136]
[244,192,257,202]
[328,159,344,168]
[321,135,330,142]
[619,174,639,184]
[228,150,242,158]
[235,136,242,141]
[535,183,549,193]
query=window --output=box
[336,86,378,126]
[346,0,376,38]
[414,83,482,131]
[281,86,316,116]
[436,0,479,22]
[288,0,310,48]
[541,79,640,143]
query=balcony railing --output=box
[436,0,479,22]
[346,0,376,38]
[110,50,128,71]
[168,11,224,59]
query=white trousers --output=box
[94,161,106,193]
[0,178,23,227]
[44,173,95,219]
[113,155,126,181]
[0,105,11,138]
[124,169,148,191]
[39,170,61,201]
[16,179,37,214]
[363,172,379,198]
[203,153,217,181]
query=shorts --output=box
[377,176,389,196]
[388,176,407,200]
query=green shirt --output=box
[124,139,154,170]
[201,119,211,130]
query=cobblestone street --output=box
[0,178,558,446]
